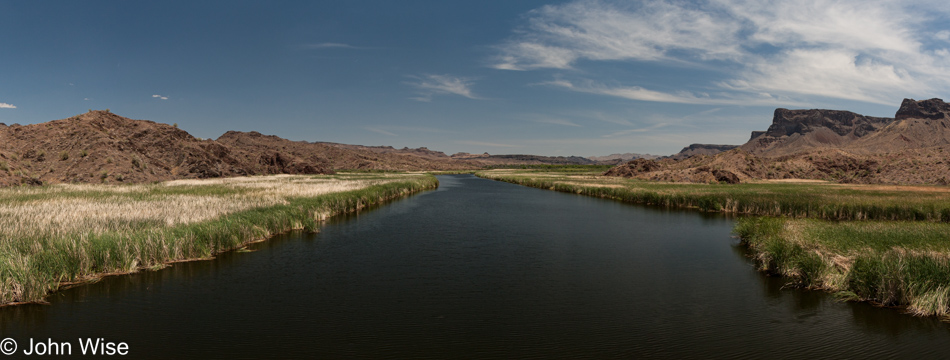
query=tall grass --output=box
[735,217,950,317]
[480,169,950,318]
[478,170,950,222]
[0,173,438,304]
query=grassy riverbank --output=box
[735,218,950,317]
[478,169,950,222]
[476,169,950,317]
[0,173,437,305]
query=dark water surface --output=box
[2,175,949,358]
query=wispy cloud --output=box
[364,126,398,136]
[494,0,950,106]
[602,122,668,138]
[152,94,169,100]
[304,42,362,50]
[530,117,582,127]
[406,74,482,102]
[0,103,15,109]
[545,79,804,106]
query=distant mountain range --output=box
[5,97,949,187]
[605,98,950,185]
[587,153,660,163]
[0,111,598,187]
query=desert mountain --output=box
[0,110,278,187]
[216,131,480,171]
[669,144,738,160]
[605,98,950,185]
[0,110,487,187]
[741,108,893,156]
[848,98,950,152]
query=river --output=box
[2,174,948,358]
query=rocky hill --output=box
[741,108,893,156]
[0,111,482,187]
[317,143,454,161]
[0,110,279,187]
[669,144,738,160]
[605,98,950,185]
[847,98,950,152]
[217,131,480,171]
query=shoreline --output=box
[476,169,950,319]
[0,174,439,306]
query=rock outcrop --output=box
[602,158,660,177]
[0,110,273,186]
[605,98,950,185]
[894,98,950,120]
[0,110,482,187]
[217,131,479,172]
[670,144,738,160]
[741,108,893,156]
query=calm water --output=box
[2,175,949,358]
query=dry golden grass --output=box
[0,175,409,240]
[0,173,438,304]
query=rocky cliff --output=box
[605,98,950,185]
[741,108,893,156]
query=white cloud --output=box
[152,94,169,100]
[495,0,950,106]
[724,48,923,105]
[546,79,804,106]
[493,0,744,70]
[0,103,15,109]
[406,74,481,102]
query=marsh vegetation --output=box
[0,173,437,304]
[478,169,950,318]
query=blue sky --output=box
[2,0,950,156]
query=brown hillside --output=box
[0,110,290,187]
[606,98,950,185]
[669,144,738,160]
[217,131,480,171]
[849,98,950,152]
[741,108,893,156]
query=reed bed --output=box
[477,169,950,222]
[478,169,950,318]
[0,173,438,304]
[735,217,950,317]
